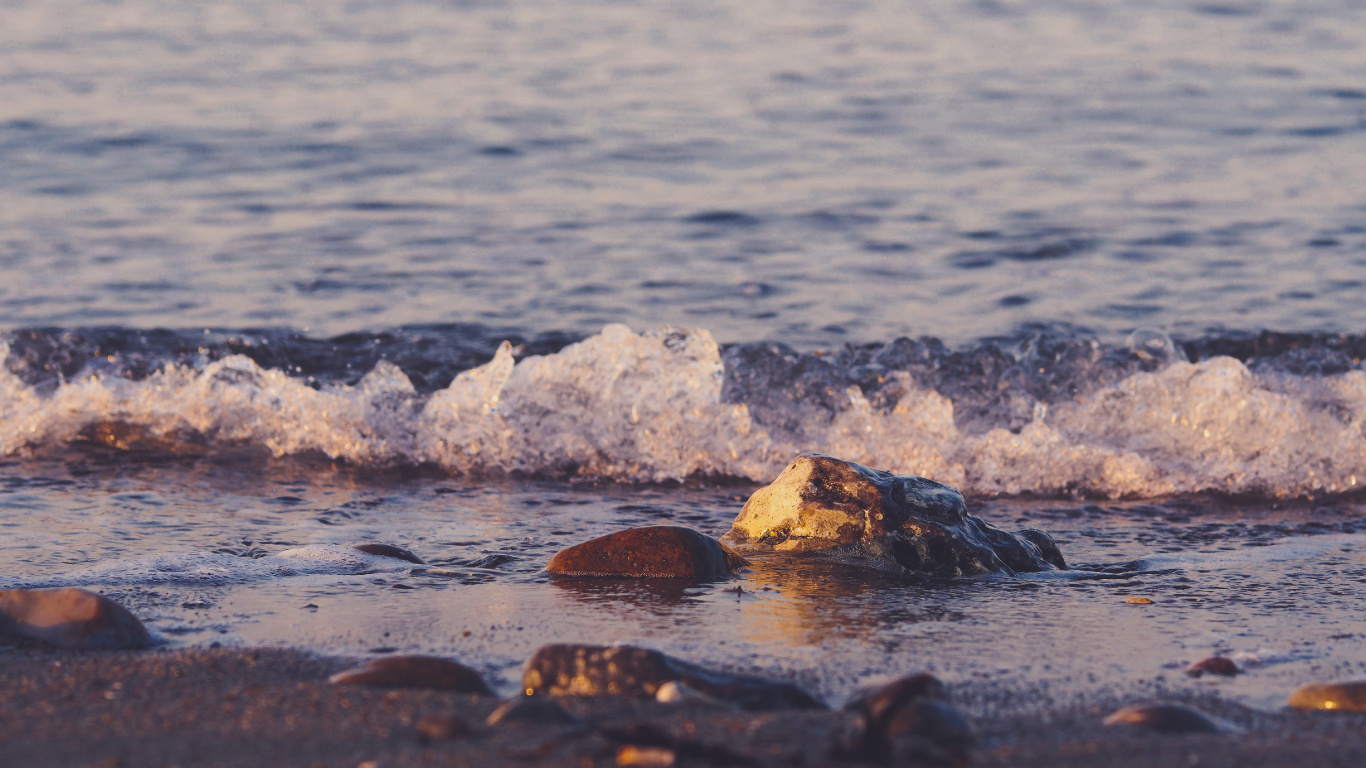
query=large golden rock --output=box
[722,454,1065,576]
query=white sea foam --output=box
[3,326,1366,498]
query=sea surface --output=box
[4,0,1366,713]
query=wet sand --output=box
[4,645,1366,768]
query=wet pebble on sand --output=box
[329,655,492,694]
[0,587,151,650]
[1287,681,1366,711]
[1103,702,1237,734]
[522,643,825,711]
[841,673,974,766]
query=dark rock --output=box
[0,587,151,650]
[523,643,825,711]
[842,674,973,766]
[722,454,1065,576]
[351,543,425,564]
[485,695,582,727]
[546,526,747,580]
[1288,681,1366,711]
[415,715,470,741]
[328,655,492,694]
[1186,656,1239,678]
[1103,702,1232,734]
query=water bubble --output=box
[1127,328,1179,365]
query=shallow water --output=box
[4,455,1366,714]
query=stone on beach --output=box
[0,587,151,650]
[328,655,492,694]
[522,643,825,711]
[1287,681,1366,711]
[723,453,1065,576]
[1186,656,1239,678]
[351,543,426,564]
[842,674,974,766]
[546,526,747,579]
[1102,703,1232,734]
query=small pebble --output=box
[415,715,470,742]
[1186,656,1239,678]
[1287,681,1366,711]
[1103,702,1232,734]
[329,655,492,695]
[485,696,582,727]
[616,745,676,767]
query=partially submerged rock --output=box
[723,454,1065,577]
[329,655,492,694]
[0,587,151,650]
[842,674,974,766]
[546,526,747,580]
[351,543,425,564]
[1186,656,1239,678]
[1103,703,1234,734]
[1287,681,1366,711]
[522,643,824,711]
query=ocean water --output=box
[4,0,1366,711]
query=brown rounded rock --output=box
[0,587,151,650]
[1287,681,1366,711]
[545,526,747,580]
[522,643,824,711]
[329,655,493,694]
[1186,656,1239,678]
[1103,702,1232,734]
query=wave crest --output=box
[2,326,1365,498]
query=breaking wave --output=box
[3,324,1366,498]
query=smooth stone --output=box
[1287,681,1366,711]
[485,695,582,727]
[328,655,492,694]
[546,526,747,580]
[522,643,825,711]
[1186,656,1239,678]
[1102,703,1232,734]
[722,453,1065,576]
[842,674,973,765]
[351,543,425,564]
[0,587,151,650]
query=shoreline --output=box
[5,645,1366,768]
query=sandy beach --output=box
[4,644,1366,768]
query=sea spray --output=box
[3,328,1366,498]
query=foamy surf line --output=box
[3,324,1366,498]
